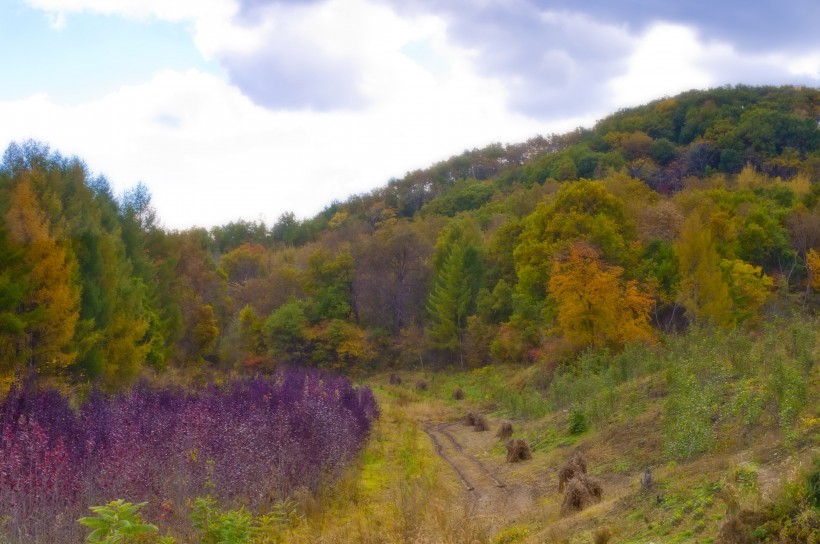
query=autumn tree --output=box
[0,229,29,385]
[514,179,636,308]
[4,175,80,374]
[353,220,432,334]
[720,259,773,324]
[548,242,655,350]
[674,214,734,328]
[173,230,228,362]
[219,243,265,285]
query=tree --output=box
[4,176,80,374]
[426,242,482,365]
[674,214,734,328]
[0,229,30,383]
[720,259,773,324]
[548,242,654,350]
[807,249,820,291]
[305,248,353,322]
[173,230,228,362]
[120,181,157,231]
[264,300,310,364]
[353,221,432,334]
[219,243,265,285]
[514,179,635,304]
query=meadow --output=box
[276,317,818,543]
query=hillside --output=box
[1,85,818,387]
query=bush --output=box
[568,405,588,435]
[662,368,716,460]
[78,500,158,544]
[0,369,378,543]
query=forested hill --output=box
[1,85,819,389]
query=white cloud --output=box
[15,1,819,230]
[609,22,820,109]
[608,23,717,107]
[0,68,547,229]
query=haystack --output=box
[505,438,532,462]
[473,413,490,432]
[560,473,603,516]
[389,373,402,385]
[496,421,513,440]
[415,379,428,391]
[452,387,465,400]
[558,452,588,492]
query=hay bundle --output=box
[415,379,428,391]
[464,412,478,426]
[452,387,465,400]
[496,421,513,440]
[717,516,754,544]
[592,527,612,544]
[560,473,603,516]
[389,373,402,385]
[715,485,766,544]
[505,439,532,463]
[473,413,490,432]
[558,452,588,492]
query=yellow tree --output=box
[548,242,655,350]
[808,248,820,291]
[720,259,773,324]
[674,214,734,328]
[5,176,80,373]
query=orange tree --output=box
[548,242,655,350]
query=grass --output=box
[279,386,490,544]
[55,317,816,543]
[286,316,820,543]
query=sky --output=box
[1,0,819,229]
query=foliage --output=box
[190,495,301,544]
[78,500,158,543]
[674,213,734,327]
[513,179,634,306]
[426,241,482,363]
[0,370,377,543]
[549,242,655,350]
[567,405,588,435]
[1,85,819,380]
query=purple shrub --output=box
[0,369,378,543]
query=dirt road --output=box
[424,422,537,530]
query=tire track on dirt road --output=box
[424,423,506,493]
[424,422,532,527]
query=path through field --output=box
[424,422,539,531]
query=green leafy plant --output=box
[78,500,158,543]
[191,496,254,544]
[190,496,301,544]
[568,404,589,435]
